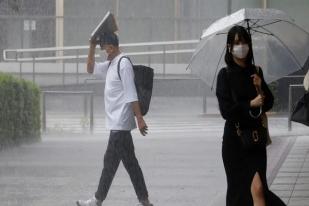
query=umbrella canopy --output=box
[188,8,309,90]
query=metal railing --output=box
[288,84,305,131]
[3,39,198,82]
[41,90,94,133]
[3,39,199,62]
[4,40,199,133]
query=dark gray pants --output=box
[95,130,149,202]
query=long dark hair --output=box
[224,25,254,67]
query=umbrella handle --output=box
[249,86,263,119]
[249,106,263,119]
[255,86,263,95]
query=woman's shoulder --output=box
[217,67,228,77]
[218,66,238,76]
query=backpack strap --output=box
[117,56,133,81]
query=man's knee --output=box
[123,155,140,169]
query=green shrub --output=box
[0,73,41,149]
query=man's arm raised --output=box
[87,41,96,74]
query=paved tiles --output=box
[270,136,309,206]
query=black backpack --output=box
[117,56,154,116]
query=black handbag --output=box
[291,92,309,126]
[235,120,268,150]
[235,98,269,150]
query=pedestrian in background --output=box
[76,32,153,206]
[216,25,286,206]
[304,69,309,92]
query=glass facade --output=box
[0,0,55,60]
[1,0,309,60]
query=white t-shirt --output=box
[93,53,138,130]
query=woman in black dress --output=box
[216,25,286,206]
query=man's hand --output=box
[132,101,148,136]
[137,116,148,136]
[89,37,98,45]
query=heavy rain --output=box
[1,1,309,206]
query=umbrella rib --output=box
[285,20,309,36]
[211,46,227,91]
[251,19,309,37]
[250,20,282,29]
[241,19,251,27]
[248,19,261,29]
[215,20,279,37]
[216,32,228,36]
[186,38,210,70]
[261,27,303,70]
[250,29,273,36]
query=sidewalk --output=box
[270,135,309,206]
[210,133,309,206]
[0,116,309,206]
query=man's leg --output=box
[118,131,149,201]
[95,131,121,202]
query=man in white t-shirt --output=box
[77,33,153,206]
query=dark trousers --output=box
[95,130,149,202]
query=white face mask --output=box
[232,44,249,59]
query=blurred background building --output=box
[1,0,309,114]
[1,0,309,60]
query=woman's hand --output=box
[250,94,264,108]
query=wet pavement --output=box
[1,115,309,206]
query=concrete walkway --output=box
[0,116,309,206]
[270,135,309,206]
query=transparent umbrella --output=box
[187,8,309,90]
